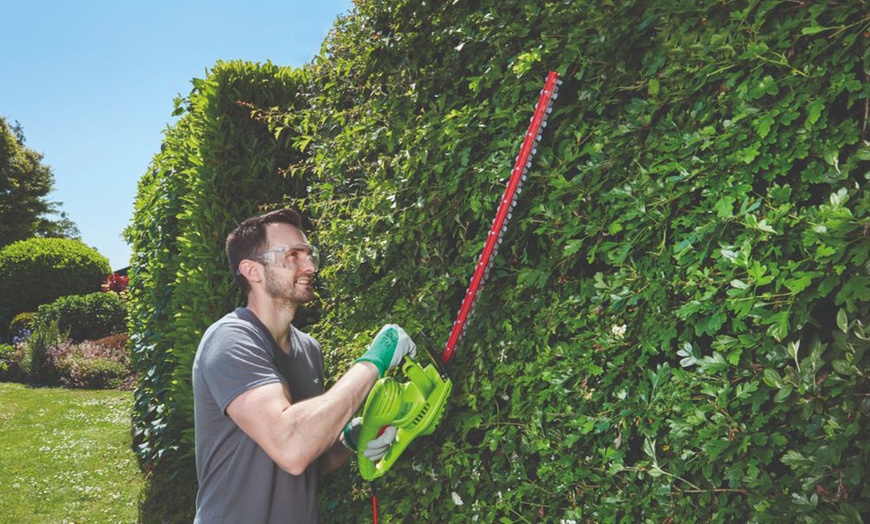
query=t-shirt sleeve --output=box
[198,321,284,414]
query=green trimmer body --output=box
[357,350,452,480]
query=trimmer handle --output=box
[357,357,452,480]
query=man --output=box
[192,208,415,523]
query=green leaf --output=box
[703,438,731,460]
[801,25,828,36]
[746,74,779,100]
[714,195,736,217]
[744,213,777,233]
[783,273,815,294]
[836,309,848,333]
[835,276,870,309]
[829,187,848,207]
[757,219,777,234]
[774,384,793,403]
[836,503,864,523]
[643,438,656,459]
[786,340,800,362]
[755,114,775,139]
[781,450,813,469]
[698,352,729,374]
[517,268,551,289]
[832,360,854,376]
[563,239,584,257]
[730,279,750,290]
[804,98,825,128]
[763,311,790,342]
[735,380,759,399]
[763,368,782,388]
[735,143,761,164]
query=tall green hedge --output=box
[124,60,311,494]
[130,1,868,521]
[305,1,869,521]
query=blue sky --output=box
[1,1,353,270]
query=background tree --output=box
[0,116,79,247]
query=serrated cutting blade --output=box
[441,71,561,364]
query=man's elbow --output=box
[275,447,319,476]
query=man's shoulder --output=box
[203,308,260,336]
[195,309,267,363]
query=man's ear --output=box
[237,259,262,283]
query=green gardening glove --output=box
[355,324,417,377]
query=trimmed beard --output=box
[263,266,315,307]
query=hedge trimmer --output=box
[357,71,562,482]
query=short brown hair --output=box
[226,208,303,293]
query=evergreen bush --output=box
[35,292,127,343]
[304,1,869,520]
[124,60,311,519]
[0,237,111,321]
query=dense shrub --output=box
[0,237,111,323]
[0,343,14,360]
[1,326,133,388]
[8,312,35,339]
[35,292,127,343]
[125,60,311,482]
[0,342,28,382]
[307,1,869,521]
[26,316,67,385]
[48,338,132,390]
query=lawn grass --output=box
[0,382,143,523]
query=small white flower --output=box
[451,491,464,506]
[611,324,627,338]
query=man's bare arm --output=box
[227,362,378,475]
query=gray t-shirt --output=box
[193,307,325,523]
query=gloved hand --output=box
[342,417,399,461]
[355,324,417,377]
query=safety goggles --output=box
[255,243,319,271]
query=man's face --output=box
[260,223,317,307]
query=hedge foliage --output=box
[306,2,868,520]
[124,60,311,516]
[128,1,868,521]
